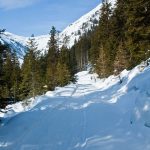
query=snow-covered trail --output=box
[0,67,150,150]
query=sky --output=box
[0,0,100,37]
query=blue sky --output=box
[0,0,100,36]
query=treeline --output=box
[0,0,150,102]
[0,27,77,101]
[73,0,150,77]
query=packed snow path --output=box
[0,66,150,150]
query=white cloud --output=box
[0,0,38,10]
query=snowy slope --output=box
[59,0,116,48]
[0,1,101,57]
[0,61,150,150]
[0,32,28,61]
[34,0,116,49]
[0,0,116,54]
[29,3,102,50]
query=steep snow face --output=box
[0,61,150,150]
[59,0,116,48]
[31,3,102,50]
[0,32,28,62]
[59,4,101,48]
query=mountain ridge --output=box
[0,0,116,59]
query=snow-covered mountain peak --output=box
[32,3,102,50]
[59,3,102,48]
[0,32,28,61]
[0,0,116,56]
[1,32,27,44]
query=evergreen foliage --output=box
[89,26,100,66]
[1,0,150,107]
[95,1,113,77]
[125,0,150,67]
[0,40,21,101]
[46,26,59,90]
[56,62,71,86]
[0,43,8,98]
[114,41,129,75]
[72,0,150,78]
[20,35,41,99]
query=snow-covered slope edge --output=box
[1,60,150,127]
[0,60,150,150]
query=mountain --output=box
[0,32,27,61]
[0,0,116,59]
[32,3,101,51]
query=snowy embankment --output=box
[0,62,150,150]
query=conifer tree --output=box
[59,45,70,66]
[38,52,47,88]
[0,43,8,98]
[55,45,71,86]
[2,51,13,97]
[125,0,150,67]
[96,1,112,77]
[89,27,100,66]
[69,45,78,80]
[46,26,59,90]
[11,51,21,99]
[0,40,21,100]
[56,62,71,87]
[96,45,108,78]
[21,35,41,99]
[114,41,129,75]
[110,0,127,42]
[74,33,91,71]
[108,0,128,66]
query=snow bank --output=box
[0,61,150,150]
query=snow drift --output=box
[0,61,150,150]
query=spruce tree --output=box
[55,45,72,86]
[89,27,100,66]
[96,45,108,78]
[0,39,21,100]
[11,51,21,99]
[56,62,71,87]
[2,51,13,97]
[125,0,150,67]
[21,35,41,99]
[110,0,127,43]
[38,52,47,89]
[46,26,59,90]
[69,45,78,81]
[0,43,8,98]
[114,41,129,75]
[96,1,112,77]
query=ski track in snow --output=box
[0,64,150,150]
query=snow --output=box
[0,0,116,55]
[29,2,102,50]
[0,32,27,62]
[0,61,150,150]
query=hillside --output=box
[0,61,150,150]
[0,0,116,56]
[0,32,27,62]
[0,3,101,52]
